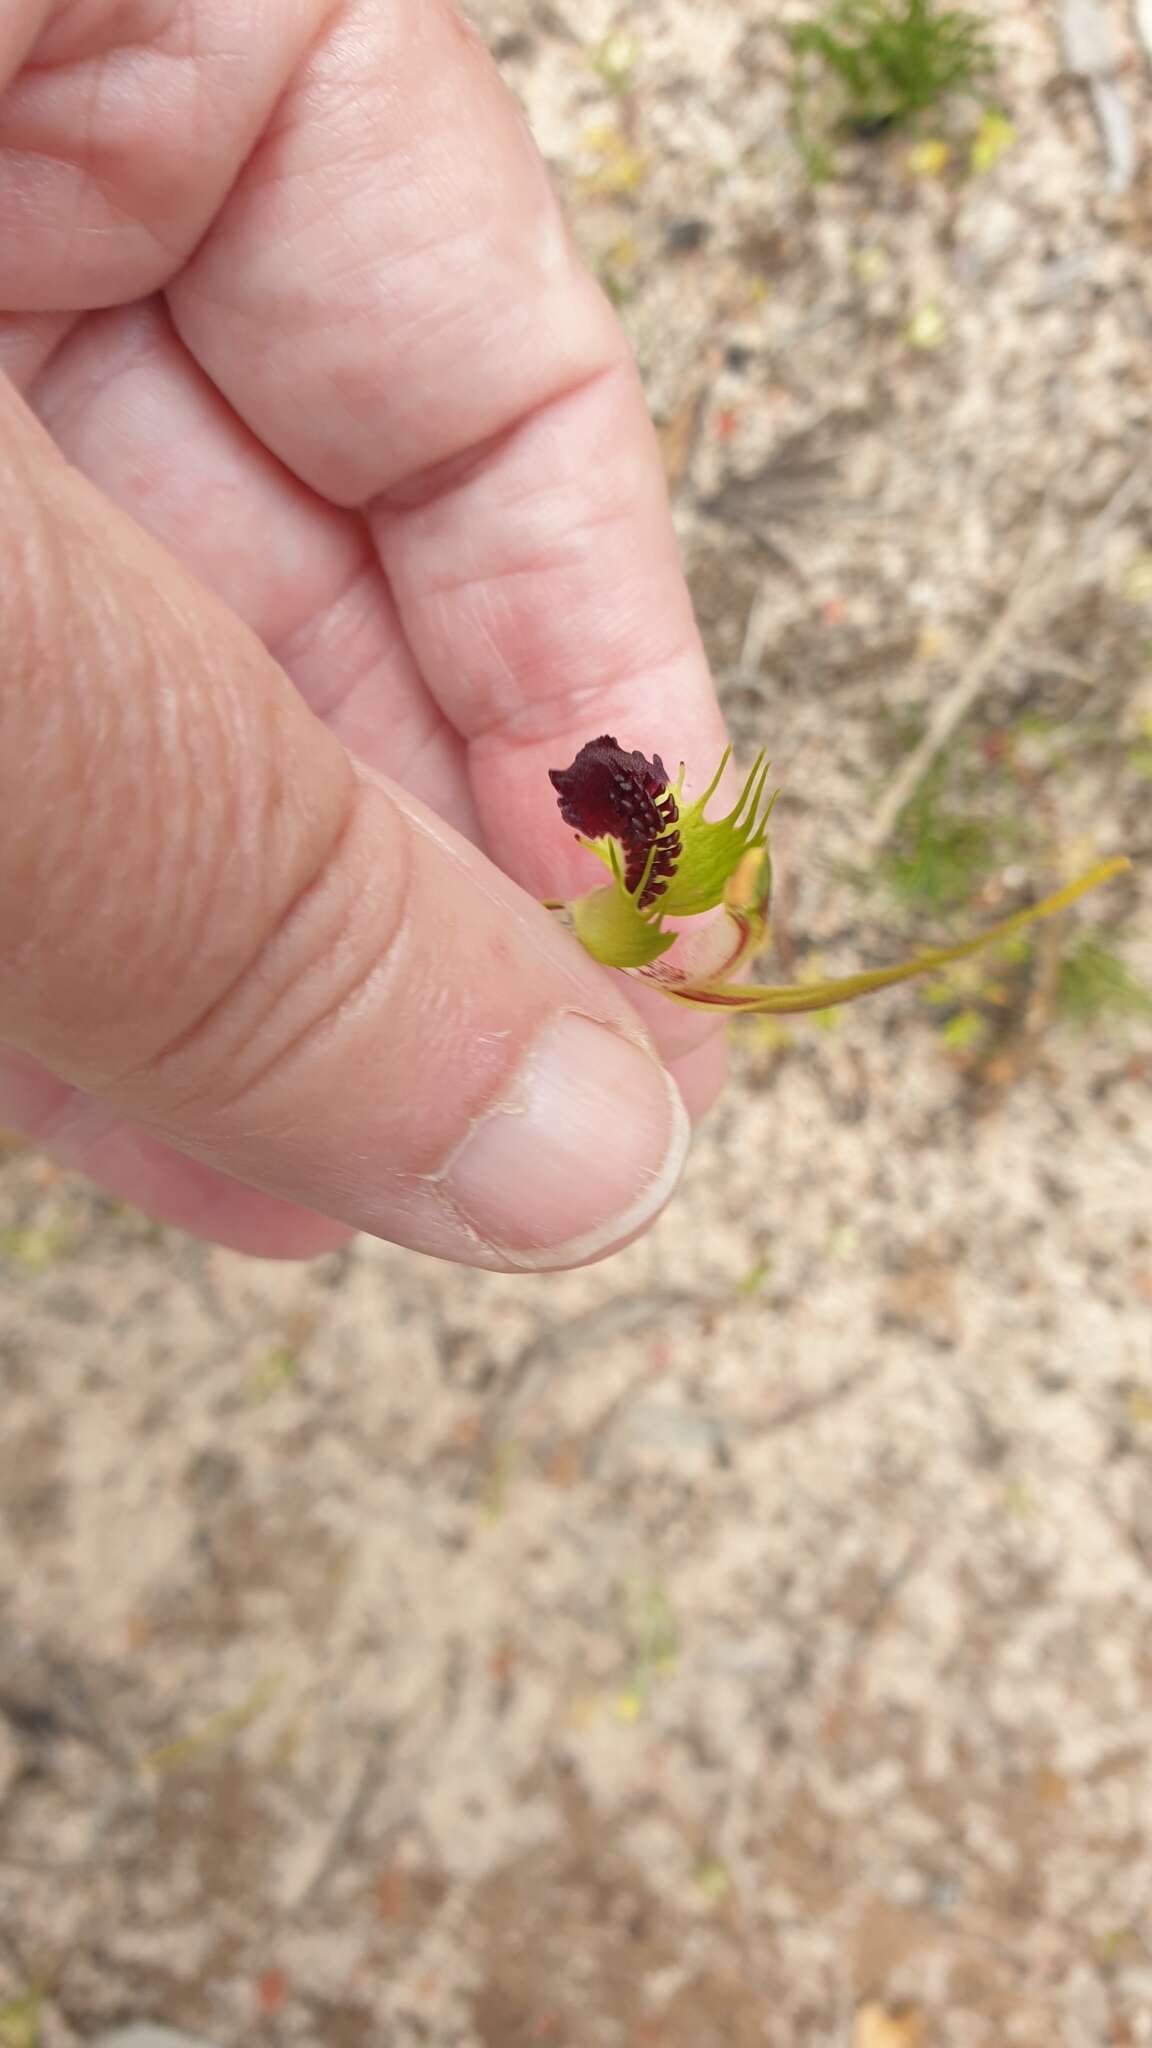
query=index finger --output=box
[166,0,730,895]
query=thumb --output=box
[0,385,688,1272]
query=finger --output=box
[0,311,74,389]
[0,0,52,92]
[0,0,321,308]
[29,299,479,835]
[667,1032,728,1125]
[0,1051,353,1259]
[1,383,689,1272]
[164,0,729,1058]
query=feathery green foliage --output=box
[1056,936,1152,1029]
[878,766,1001,914]
[790,0,995,172]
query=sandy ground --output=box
[3,2,1152,2043]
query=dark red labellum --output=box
[549,736,681,908]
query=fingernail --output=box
[443,1013,690,1270]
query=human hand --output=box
[0,0,729,1271]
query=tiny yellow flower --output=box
[907,137,951,177]
[905,300,948,350]
[970,109,1016,175]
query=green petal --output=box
[575,832,617,876]
[655,859,1130,1012]
[659,750,777,917]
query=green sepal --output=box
[569,879,678,968]
[654,859,1130,1012]
[658,750,777,917]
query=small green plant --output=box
[0,1991,42,2048]
[1056,937,1152,1030]
[1127,713,1152,781]
[589,28,639,95]
[614,1580,680,1719]
[879,767,1001,914]
[790,0,996,173]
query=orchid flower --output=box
[546,736,1127,1014]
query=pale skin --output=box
[0,0,731,1272]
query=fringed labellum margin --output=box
[546,735,1128,1013]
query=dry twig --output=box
[281,1733,399,1914]
[863,512,1055,858]
[1059,0,1138,192]
[865,465,1150,859]
[483,1288,705,1441]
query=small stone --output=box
[0,1718,20,1802]
[183,1446,243,1503]
[492,30,533,60]
[664,217,711,255]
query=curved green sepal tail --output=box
[657,858,1131,1013]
